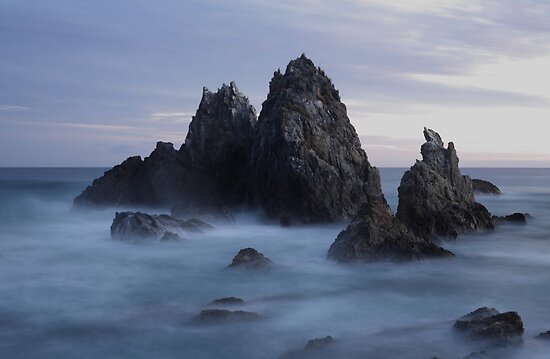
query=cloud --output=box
[0,105,29,111]
[149,112,194,123]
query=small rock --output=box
[196,309,260,323]
[110,212,205,241]
[454,307,524,342]
[228,248,272,269]
[535,331,550,340]
[492,213,528,225]
[472,179,502,195]
[304,336,334,350]
[209,297,245,306]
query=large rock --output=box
[396,128,494,239]
[472,179,501,195]
[74,83,257,208]
[247,54,384,222]
[454,307,524,342]
[227,248,272,269]
[328,195,453,262]
[110,211,205,241]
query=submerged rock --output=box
[472,179,501,195]
[304,336,334,350]
[492,213,528,225]
[209,297,245,306]
[110,212,206,241]
[396,128,494,239]
[535,331,550,340]
[228,248,272,269]
[454,307,524,342]
[196,309,260,323]
[328,195,453,262]
[247,54,385,222]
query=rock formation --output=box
[209,297,245,306]
[396,128,494,239]
[454,307,524,342]
[227,248,272,269]
[472,179,501,195]
[327,194,453,262]
[195,309,261,323]
[492,212,528,225]
[110,211,206,241]
[246,54,384,222]
[74,83,257,209]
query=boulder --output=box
[396,128,494,239]
[535,331,550,340]
[227,248,272,269]
[454,307,524,342]
[472,179,501,195]
[328,195,454,262]
[110,211,206,241]
[492,213,528,225]
[195,309,260,323]
[247,54,385,222]
[209,297,245,306]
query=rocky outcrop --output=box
[492,213,528,225]
[454,307,524,342]
[472,179,501,195]
[227,248,272,269]
[328,194,453,262]
[246,54,384,222]
[195,309,260,323]
[535,331,550,340]
[396,128,494,239]
[209,297,244,306]
[110,211,207,241]
[74,83,257,209]
[304,336,334,350]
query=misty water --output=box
[1,168,550,359]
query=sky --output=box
[1,0,549,167]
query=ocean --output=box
[1,167,549,359]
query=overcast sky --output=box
[1,0,549,167]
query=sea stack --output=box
[396,128,494,239]
[247,54,384,222]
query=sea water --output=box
[0,168,549,359]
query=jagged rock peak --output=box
[247,55,384,222]
[397,128,493,238]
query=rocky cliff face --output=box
[247,54,384,222]
[396,128,493,238]
[327,194,453,262]
[74,83,257,208]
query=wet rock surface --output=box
[227,248,272,269]
[110,212,207,240]
[397,128,494,239]
[246,54,385,222]
[454,307,524,342]
[472,179,501,195]
[328,194,454,262]
[492,213,528,225]
[195,309,260,323]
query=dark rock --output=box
[472,179,501,195]
[74,83,257,209]
[160,231,182,242]
[228,248,272,269]
[492,213,528,225]
[397,128,494,239]
[196,309,260,323]
[304,336,334,350]
[209,297,245,306]
[535,331,550,340]
[247,54,385,222]
[454,307,524,342]
[185,82,257,201]
[328,194,454,262]
[110,212,205,240]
